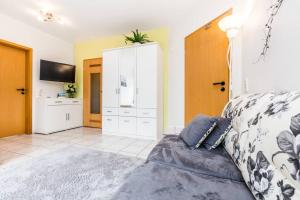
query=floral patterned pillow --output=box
[223,91,300,200]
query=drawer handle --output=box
[143,112,149,115]
[124,120,130,123]
[55,101,63,103]
[73,101,79,103]
[107,119,112,121]
[124,111,130,114]
[107,111,112,113]
[143,121,150,124]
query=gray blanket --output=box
[113,135,254,200]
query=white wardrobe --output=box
[102,43,163,140]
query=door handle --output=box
[16,88,27,95]
[213,81,225,86]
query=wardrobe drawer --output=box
[137,118,156,137]
[119,108,136,117]
[119,117,136,134]
[102,116,118,132]
[137,109,156,118]
[103,107,118,116]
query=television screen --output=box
[40,60,75,83]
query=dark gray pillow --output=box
[179,115,218,147]
[203,117,232,150]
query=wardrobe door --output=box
[119,47,137,107]
[103,50,119,108]
[136,44,157,108]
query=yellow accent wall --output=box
[75,28,169,128]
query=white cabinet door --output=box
[119,47,136,107]
[68,105,83,129]
[103,50,119,108]
[137,44,157,108]
[46,105,67,133]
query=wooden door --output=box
[0,43,26,137]
[185,11,230,124]
[83,58,102,128]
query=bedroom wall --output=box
[239,0,300,93]
[74,28,169,128]
[0,13,74,132]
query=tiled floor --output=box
[0,127,158,166]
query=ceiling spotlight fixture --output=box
[38,10,64,25]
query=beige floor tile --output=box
[89,146,120,153]
[0,140,15,148]
[0,127,156,164]
[118,151,138,157]
[0,142,30,153]
[131,139,154,147]
[137,146,154,159]
[0,135,25,142]
[0,150,22,162]
[121,144,147,155]
[25,148,55,158]
[0,154,33,168]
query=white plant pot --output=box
[132,42,141,46]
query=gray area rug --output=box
[0,146,144,200]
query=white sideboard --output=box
[35,98,83,134]
[102,43,163,140]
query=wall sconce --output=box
[218,14,241,98]
[218,15,241,39]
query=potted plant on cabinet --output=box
[65,84,77,98]
[124,29,152,45]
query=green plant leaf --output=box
[124,29,151,44]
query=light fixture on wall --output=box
[37,10,65,25]
[218,15,241,39]
[218,14,241,98]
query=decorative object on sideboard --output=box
[65,84,77,98]
[124,29,152,45]
[258,0,284,61]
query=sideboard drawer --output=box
[137,118,156,137]
[137,109,156,118]
[119,117,136,134]
[119,108,136,117]
[103,107,118,116]
[102,116,118,133]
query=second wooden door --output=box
[83,58,102,128]
[185,11,230,124]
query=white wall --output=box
[238,0,300,93]
[167,2,233,132]
[0,13,74,132]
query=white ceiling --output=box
[0,0,230,42]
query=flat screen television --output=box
[40,60,76,83]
